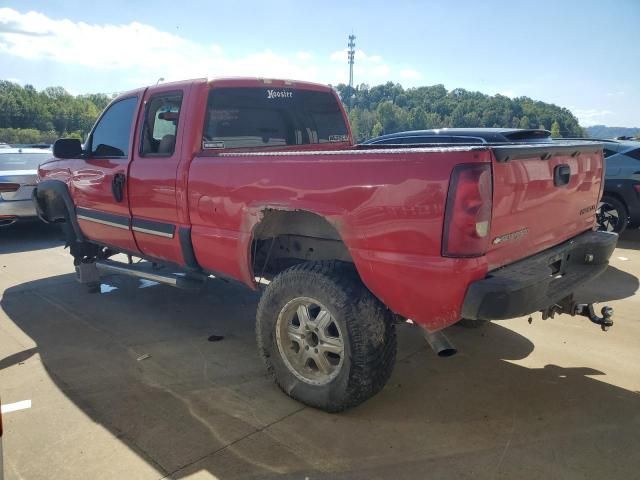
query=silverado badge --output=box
[492,228,529,245]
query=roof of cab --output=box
[113,77,335,103]
[207,77,333,92]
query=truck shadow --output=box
[574,264,638,302]
[0,220,65,254]
[617,227,640,250]
[1,273,639,479]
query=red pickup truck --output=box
[34,78,617,412]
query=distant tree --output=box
[0,81,112,143]
[371,121,384,138]
[1,78,586,144]
[551,120,562,138]
[519,116,530,129]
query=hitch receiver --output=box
[573,303,614,331]
[539,296,614,332]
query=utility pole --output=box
[347,34,356,112]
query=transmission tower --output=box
[347,34,356,112]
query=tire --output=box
[456,318,489,328]
[256,261,396,412]
[596,196,628,234]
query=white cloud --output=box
[605,90,625,97]
[329,48,382,64]
[296,51,312,61]
[572,108,614,126]
[399,69,421,80]
[328,48,400,85]
[0,8,319,85]
[0,8,425,90]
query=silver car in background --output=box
[0,147,52,227]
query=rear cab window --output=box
[202,87,349,151]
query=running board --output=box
[76,260,206,290]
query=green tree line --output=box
[0,79,586,145]
[0,81,112,144]
[335,82,585,142]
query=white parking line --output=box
[1,399,31,414]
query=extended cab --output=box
[34,78,617,412]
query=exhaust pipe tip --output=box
[422,329,457,357]
[436,346,457,358]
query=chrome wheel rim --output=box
[596,202,619,232]
[275,297,345,385]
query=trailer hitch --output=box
[538,297,614,332]
[572,304,614,331]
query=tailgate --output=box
[486,143,604,270]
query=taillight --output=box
[633,184,640,194]
[442,163,493,257]
[0,182,20,193]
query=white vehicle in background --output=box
[0,147,52,227]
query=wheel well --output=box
[601,191,629,215]
[251,209,352,279]
[36,180,84,239]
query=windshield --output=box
[0,152,51,171]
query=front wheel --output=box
[256,261,396,412]
[596,196,628,233]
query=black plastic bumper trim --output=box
[461,230,618,320]
[179,226,201,270]
[131,217,175,238]
[76,207,130,230]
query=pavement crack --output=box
[159,405,306,479]
[495,411,517,474]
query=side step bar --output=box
[77,259,207,290]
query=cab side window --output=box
[140,93,183,156]
[90,97,137,158]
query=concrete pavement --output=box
[1,222,639,479]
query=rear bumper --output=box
[461,231,618,320]
[0,197,37,222]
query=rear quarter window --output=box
[203,87,348,150]
[625,147,640,161]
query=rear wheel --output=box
[256,261,396,412]
[596,196,628,233]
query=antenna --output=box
[347,34,356,112]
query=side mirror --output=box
[53,138,83,159]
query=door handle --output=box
[112,173,126,202]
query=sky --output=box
[0,0,638,127]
